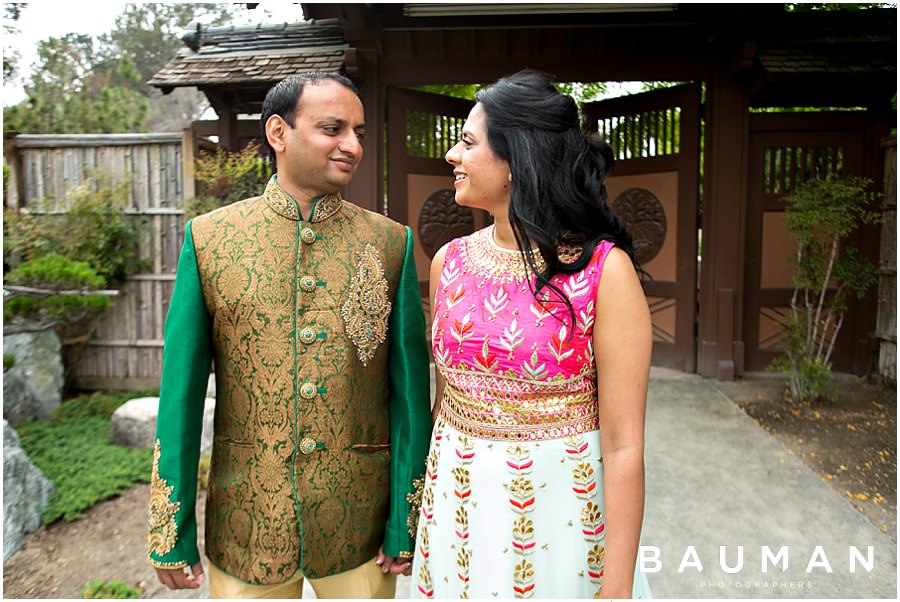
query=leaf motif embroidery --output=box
[521,350,547,381]
[445,284,465,310]
[500,318,524,359]
[484,286,509,320]
[577,300,595,336]
[529,301,551,327]
[564,272,590,300]
[441,258,460,288]
[474,337,498,373]
[434,337,450,366]
[549,325,574,364]
[452,312,474,347]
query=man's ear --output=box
[265,114,288,155]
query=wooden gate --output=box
[744,113,876,373]
[386,88,479,320]
[583,84,702,372]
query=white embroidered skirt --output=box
[411,418,651,599]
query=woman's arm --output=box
[593,247,652,598]
[429,243,449,423]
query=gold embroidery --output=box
[439,380,599,442]
[148,440,181,558]
[263,177,342,223]
[406,475,426,539]
[565,436,605,595]
[341,244,391,366]
[454,435,474,597]
[416,420,444,598]
[507,443,536,598]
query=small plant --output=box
[4,353,15,371]
[81,579,140,599]
[770,173,881,402]
[185,141,272,218]
[3,171,146,285]
[4,254,110,340]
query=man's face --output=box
[278,80,366,198]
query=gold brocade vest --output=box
[190,183,407,583]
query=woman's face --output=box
[445,103,511,215]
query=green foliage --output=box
[16,390,158,524]
[3,3,24,80]
[185,141,272,218]
[770,174,881,401]
[81,579,140,599]
[4,254,110,325]
[3,34,148,134]
[4,172,145,284]
[410,81,608,104]
[4,353,15,371]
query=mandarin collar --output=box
[262,177,342,223]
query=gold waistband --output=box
[439,382,599,442]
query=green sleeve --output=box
[382,226,432,558]
[148,220,212,570]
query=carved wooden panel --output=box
[417,189,475,258]
[611,187,667,264]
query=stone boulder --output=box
[3,420,54,561]
[3,330,65,426]
[110,397,216,454]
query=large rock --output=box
[3,330,65,426]
[110,397,216,454]
[3,420,54,561]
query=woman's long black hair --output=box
[476,69,640,326]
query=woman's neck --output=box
[491,216,519,250]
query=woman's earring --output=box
[508,173,513,182]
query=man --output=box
[147,72,431,598]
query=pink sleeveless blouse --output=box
[432,226,615,441]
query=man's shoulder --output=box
[340,201,407,237]
[191,196,263,230]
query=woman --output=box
[411,70,652,599]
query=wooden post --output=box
[3,131,23,209]
[181,127,196,200]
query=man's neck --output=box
[274,175,319,221]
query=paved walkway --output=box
[640,368,896,598]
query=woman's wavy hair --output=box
[475,69,640,325]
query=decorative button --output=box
[299,327,316,345]
[301,227,316,244]
[300,276,317,292]
[299,437,317,455]
[299,382,317,400]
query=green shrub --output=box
[17,390,158,523]
[81,579,140,599]
[3,171,146,285]
[4,353,15,371]
[185,141,272,218]
[4,254,110,328]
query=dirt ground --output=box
[715,372,897,542]
[3,374,896,598]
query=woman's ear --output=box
[265,114,288,155]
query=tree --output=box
[3,3,24,80]
[770,174,881,401]
[3,34,148,133]
[97,3,234,131]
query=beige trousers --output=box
[208,558,396,599]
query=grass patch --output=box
[81,578,140,599]
[17,389,158,524]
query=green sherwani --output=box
[148,177,431,585]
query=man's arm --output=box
[380,226,432,571]
[148,220,213,588]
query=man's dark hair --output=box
[260,72,360,166]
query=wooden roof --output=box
[149,19,347,94]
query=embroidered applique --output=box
[565,436,605,595]
[406,475,426,539]
[507,443,536,598]
[454,435,474,597]
[148,440,181,558]
[263,178,342,222]
[416,419,444,599]
[341,244,391,366]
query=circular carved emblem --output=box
[610,188,667,264]
[417,189,475,258]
